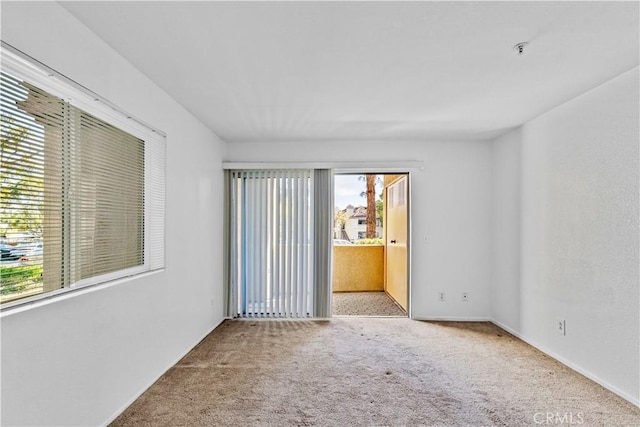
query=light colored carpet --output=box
[111,319,640,426]
[332,291,406,317]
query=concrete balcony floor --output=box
[332,291,405,317]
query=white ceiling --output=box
[60,1,639,142]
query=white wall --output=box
[226,139,494,320]
[0,3,227,426]
[491,68,640,405]
[491,128,522,330]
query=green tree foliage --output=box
[334,208,347,240]
[0,115,44,237]
[353,238,383,245]
[0,264,43,295]
[334,209,347,228]
[376,193,383,223]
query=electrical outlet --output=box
[462,292,469,302]
[557,320,566,336]
[439,292,445,302]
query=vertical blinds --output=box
[1,66,163,304]
[229,170,314,318]
[313,169,333,318]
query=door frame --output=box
[223,160,422,319]
[332,169,412,318]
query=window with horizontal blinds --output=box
[1,47,165,307]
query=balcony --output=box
[332,244,384,292]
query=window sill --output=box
[0,269,164,317]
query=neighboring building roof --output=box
[339,205,379,219]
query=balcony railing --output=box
[332,244,384,292]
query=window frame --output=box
[1,44,166,310]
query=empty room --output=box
[1,1,638,426]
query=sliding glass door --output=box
[227,169,331,318]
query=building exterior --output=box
[334,205,382,241]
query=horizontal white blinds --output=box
[72,109,145,281]
[1,66,164,305]
[146,130,165,271]
[1,73,53,299]
[229,170,313,318]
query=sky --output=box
[334,174,383,210]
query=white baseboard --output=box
[490,318,521,337]
[490,319,640,409]
[101,317,227,426]
[411,316,491,322]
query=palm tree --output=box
[359,174,378,238]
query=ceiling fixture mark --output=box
[513,42,529,56]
